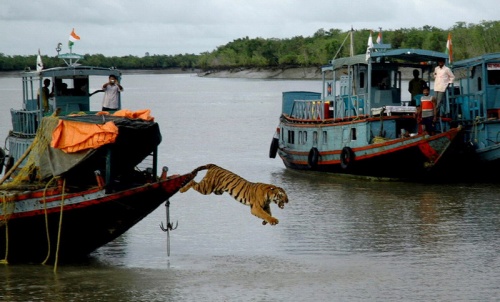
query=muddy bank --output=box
[200,67,417,80]
[199,67,322,79]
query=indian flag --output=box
[68,28,80,48]
[445,32,453,63]
[376,30,382,44]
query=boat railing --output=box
[450,93,484,121]
[335,94,367,118]
[290,100,329,120]
[10,109,38,136]
[290,94,368,120]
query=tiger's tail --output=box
[190,163,217,176]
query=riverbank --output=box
[199,67,322,79]
[199,66,417,80]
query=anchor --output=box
[160,199,177,256]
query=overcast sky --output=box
[0,0,496,57]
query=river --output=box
[0,73,499,301]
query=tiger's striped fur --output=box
[179,164,288,225]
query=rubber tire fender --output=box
[308,147,319,168]
[340,147,355,170]
[269,138,279,158]
[0,148,4,175]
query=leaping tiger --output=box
[179,164,288,225]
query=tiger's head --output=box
[268,186,288,209]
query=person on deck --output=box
[416,86,437,135]
[101,75,123,111]
[433,59,455,116]
[37,78,53,113]
[408,69,426,106]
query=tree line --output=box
[0,21,498,72]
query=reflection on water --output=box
[0,74,499,301]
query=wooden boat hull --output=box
[277,127,463,180]
[0,173,193,264]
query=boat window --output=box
[287,130,295,144]
[488,70,500,85]
[298,131,307,144]
[54,78,74,96]
[372,70,389,88]
[313,131,318,145]
[359,72,365,88]
[322,131,327,144]
[351,128,357,140]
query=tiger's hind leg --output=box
[183,178,216,195]
[179,179,197,193]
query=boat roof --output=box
[371,48,448,62]
[324,48,448,71]
[452,52,500,68]
[22,65,121,78]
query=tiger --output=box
[179,164,288,225]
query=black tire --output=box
[269,138,279,158]
[340,147,355,170]
[0,148,4,175]
[308,147,319,168]
[4,156,14,175]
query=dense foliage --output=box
[0,21,498,72]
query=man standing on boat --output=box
[102,75,123,111]
[37,78,53,113]
[416,86,437,135]
[408,69,426,106]
[433,59,455,116]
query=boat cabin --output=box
[450,53,500,121]
[9,56,122,171]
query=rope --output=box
[0,194,11,264]
[41,176,59,265]
[53,178,66,273]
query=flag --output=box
[376,30,382,44]
[367,31,374,48]
[68,28,81,48]
[366,31,374,62]
[36,49,43,72]
[445,32,453,63]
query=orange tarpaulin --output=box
[51,120,119,153]
[112,109,154,121]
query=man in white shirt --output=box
[433,59,455,116]
[102,75,123,111]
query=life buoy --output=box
[308,147,319,168]
[340,147,355,170]
[269,138,279,158]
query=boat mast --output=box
[350,27,354,57]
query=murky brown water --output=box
[0,74,499,301]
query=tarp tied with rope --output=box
[0,109,161,189]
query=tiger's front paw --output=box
[265,217,279,225]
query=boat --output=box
[449,53,500,169]
[0,45,194,264]
[268,30,465,180]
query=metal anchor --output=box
[159,199,177,256]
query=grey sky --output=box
[0,0,495,57]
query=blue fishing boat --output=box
[268,30,464,180]
[449,53,500,168]
[0,42,193,264]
